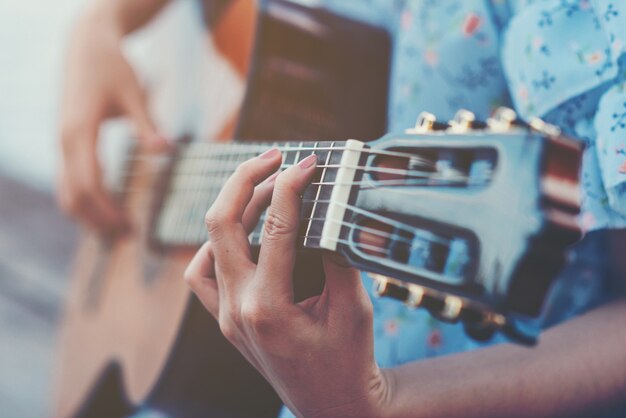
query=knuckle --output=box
[355,295,374,324]
[183,269,199,291]
[241,301,274,336]
[219,320,237,343]
[60,191,84,215]
[275,171,301,195]
[263,210,295,241]
[233,163,258,189]
[60,120,90,153]
[204,209,223,236]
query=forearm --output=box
[78,0,171,37]
[384,300,626,418]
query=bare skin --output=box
[57,0,171,233]
[185,150,626,418]
[61,2,626,416]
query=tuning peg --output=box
[370,274,427,309]
[529,117,561,137]
[406,112,449,133]
[450,109,475,131]
[448,109,486,132]
[371,274,409,300]
[440,295,463,321]
[487,107,519,131]
[405,284,425,308]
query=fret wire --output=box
[303,142,326,246]
[147,141,482,247]
[194,154,210,243]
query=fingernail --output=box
[298,154,317,169]
[259,147,280,159]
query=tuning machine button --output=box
[405,284,425,309]
[448,109,487,132]
[487,107,519,131]
[371,274,409,301]
[370,274,426,309]
[529,117,561,137]
[440,296,463,321]
[406,112,450,133]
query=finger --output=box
[321,252,363,301]
[242,170,279,233]
[321,252,372,325]
[206,148,282,277]
[116,61,169,150]
[185,242,219,318]
[59,130,128,233]
[256,154,317,300]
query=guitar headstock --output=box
[329,108,583,345]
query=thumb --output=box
[322,251,366,302]
[116,63,169,149]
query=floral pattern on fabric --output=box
[503,0,626,229]
[278,2,626,417]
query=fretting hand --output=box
[185,149,391,418]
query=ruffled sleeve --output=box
[502,0,626,229]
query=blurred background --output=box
[0,1,243,416]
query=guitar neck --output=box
[149,140,366,251]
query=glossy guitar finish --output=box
[340,111,583,343]
[148,109,582,346]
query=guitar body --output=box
[54,2,391,417]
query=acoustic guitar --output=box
[54,1,582,417]
[55,1,391,417]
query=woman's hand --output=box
[57,7,168,233]
[185,149,391,418]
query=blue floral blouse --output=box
[279,0,626,416]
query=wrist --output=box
[73,3,125,41]
[308,366,396,418]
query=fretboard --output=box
[151,140,365,251]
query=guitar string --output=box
[248,215,452,248]
[151,198,454,257]
[122,176,480,198]
[146,199,451,250]
[128,145,436,161]
[127,145,440,166]
[120,160,481,199]
[123,162,451,180]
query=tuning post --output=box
[448,109,485,132]
[406,112,449,133]
[487,107,519,131]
